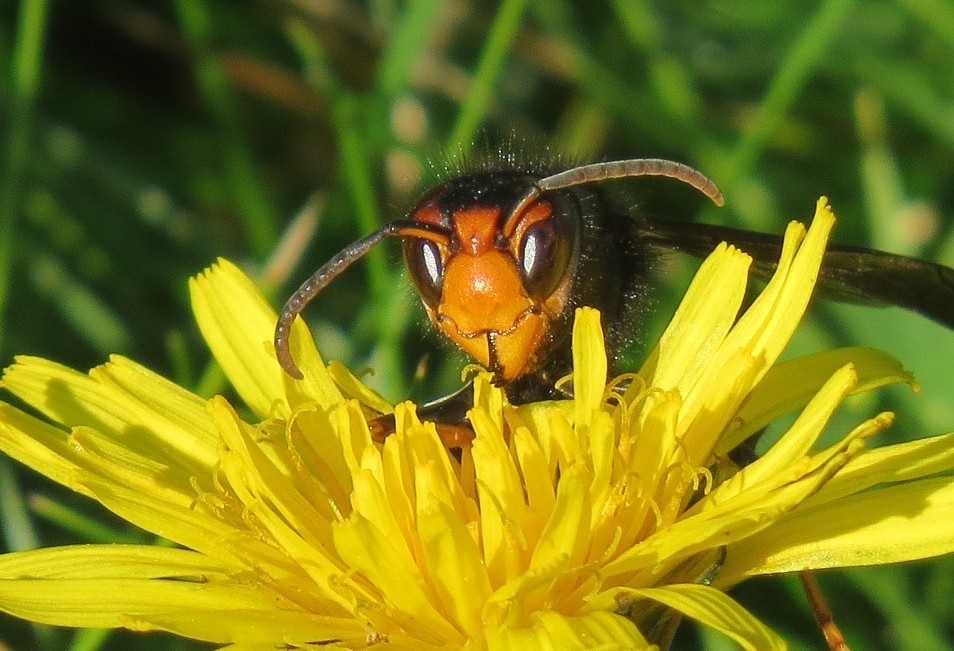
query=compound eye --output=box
[404,238,444,308]
[518,208,575,300]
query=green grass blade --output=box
[448,0,529,150]
[376,0,445,99]
[174,0,278,260]
[0,0,51,350]
[719,0,855,219]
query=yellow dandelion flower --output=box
[1,197,953,649]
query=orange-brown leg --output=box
[367,412,475,449]
[799,569,850,651]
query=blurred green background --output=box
[1,0,953,649]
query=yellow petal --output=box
[189,259,287,418]
[332,512,461,645]
[812,431,954,505]
[0,401,91,496]
[586,410,616,517]
[335,399,376,478]
[209,397,328,537]
[680,348,760,467]
[717,363,857,494]
[0,403,205,509]
[572,307,607,429]
[515,399,573,469]
[675,201,836,457]
[282,313,345,411]
[286,402,355,508]
[91,355,221,461]
[644,242,751,393]
[718,346,914,454]
[0,544,232,580]
[604,426,868,584]
[529,464,590,573]
[189,259,342,418]
[482,610,649,650]
[2,356,217,467]
[508,425,555,553]
[628,388,682,520]
[721,476,954,580]
[472,399,529,585]
[328,359,393,414]
[0,355,225,506]
[720,198,834,382]
[0,547,289,638]
[594,584,786,651]
[79,475,293,576]
[206,398,357,607]
[417,499,491,638]
[405,413,475,524]
[139,610,367,647]
[67,425,208,505]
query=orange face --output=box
[404,190,578,382]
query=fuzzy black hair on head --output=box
[424,132,579,186]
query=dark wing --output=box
[637,217,954,330]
